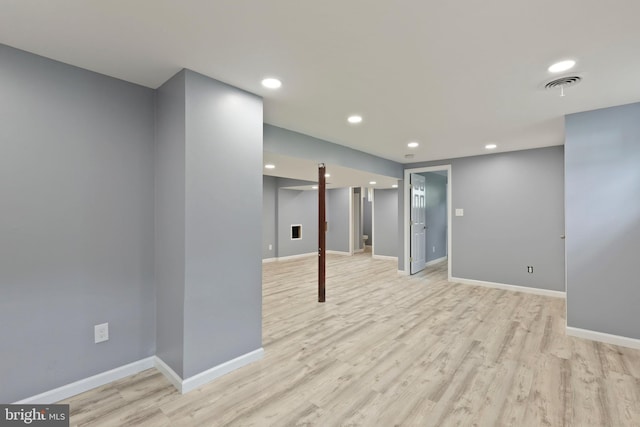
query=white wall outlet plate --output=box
[94,323,109,343]
[455,208,464,217]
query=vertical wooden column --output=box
[318,164,326,302]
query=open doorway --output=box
[362,188,373,254]
[403,165,452,279]
[350,187,366,254]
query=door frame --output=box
[403,165,452,280]
[409,173,427,274]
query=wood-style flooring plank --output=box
[59,253,640,426]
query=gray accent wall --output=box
[327,188,351,253]
[0,44,156,403]
[277,189,318,257]
[182,70,263,378]
[403,146,565,292]
[155,69,263,380]
[373,189,398,257]
[422,172,448,262]
[263,176,278,259]
[154,70,187,377]
[565,103,640,339]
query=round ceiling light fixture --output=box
[264,164,276,169]
[407,141,419,148]
[485,144,497,150]
[261,78,282,89]
[548,60,576,73]
[392,184,398,188]
[369,181,377,185]
[347,115,363,124]
[324,173,330,178]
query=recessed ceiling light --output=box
[485,144,497,150]
[312,186,318,189]
[392,184,398,188]
[264,164,276,169]
[548,60,576,73]
[407,141,419,148]
[347,115,363,124]
[369,181,377,185]
[261,78,282,89]
[325,173,330,178]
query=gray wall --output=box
[154,70,187,377]
[0,44,156,402]
[363,190,373,245]
[264,124,403,179]
[403,146,565,292]
[182,70,263,378]
[262,176,277,259]
[373,189,398,257]
[422,172,448,262]
[565,103,640,339]
[327,188,351,253]
[277,189,318,257]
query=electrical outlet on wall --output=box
[268,244,273,251]
[527,266,534,274]
[94,323,109,343]
[432,246,435,253]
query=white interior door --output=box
[410,173,427,274]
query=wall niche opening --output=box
[291,224,302,240]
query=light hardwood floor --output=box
[61,253,640,426]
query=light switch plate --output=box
[455,208,464,217]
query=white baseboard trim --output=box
[354,248,365,253]
[372,254,398,261]
[426,256,447,267]
[276,253,316,262]
[14,357,155,404]
[182,348,264,394]
[262,257,277,263]
[450,277,566,298]
[326,250,352,256]
[153,356,183,392]
[397,269,409,276]
[156,348,264,394]
[566,327,640,350]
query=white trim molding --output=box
[14,357,155,404]
[156,348,264,394]
[153,356,183,392]
[426,256,447,267]
[262,257,278,263]
[274,252,316,261]
[182,348,263,393]
[326,250,352,256]
[450,277,566,298]
[566,327,640,350]
[372,254,398,261]
[403,165,453,281]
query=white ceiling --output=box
[2,0,640,166]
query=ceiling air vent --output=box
[545,75,582,90]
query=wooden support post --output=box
[318,164,326,302]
